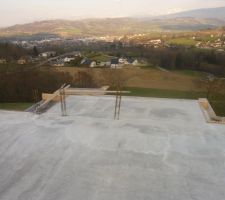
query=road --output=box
[36,52,76,68]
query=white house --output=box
[0,58,7,64]
[39,51,56,58]
[99,62,105,67]
[127,58,139,66]
[73,51,82,57]
[81,58,97,68]
[119,58,127,64]
[90,61,97,68]
[99,61,111,67]
[64,57,75,63]
[52,60,65,67]
[17,57,28,65]
[110,58,119,68]
[132,59,139,66]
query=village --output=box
[0,50,141,69]
[2,30,224,52]
[1,29,224,68]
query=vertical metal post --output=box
[114,85,122,120]
[117,90,122,120]
[114,89,119,120]
[62,87,67,116]
[32,89,39,103]
[60,85,67,116]
[60,88,64,116]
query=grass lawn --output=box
[168,38,197,46]
[91,54,116,62]
[124,87,207,99]
[0,103,33,111]
[210,101,225,117]
[82,52,116,62]
[173,70,208,78]
[124,87,225,116]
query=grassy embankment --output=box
[124,87,225,116]
[1,66,217,115]
[56,67,225,115]
[0,103,33,111]
[124,87,206,99]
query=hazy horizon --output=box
[0,0,225,27]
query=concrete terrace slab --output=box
[0,96,225,200]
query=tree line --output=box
[0,66,72,102]
[106,44,225,76]
[0,42,42,61]
[0,43,28,61]
[69,41,225,76]
[157,47,225,76]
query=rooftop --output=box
[0,95,225,200]
[111,58,119,64]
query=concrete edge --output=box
[199,98,225,124]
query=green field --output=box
[91,54,116,62]
[1,89,224,116]
[124,87,225,116]
[173,70,208,78]
[0,103,33,111]
[168,38,197,46]
[210,101,225,117]
[124,87,206,99]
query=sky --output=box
[0,0,225,27]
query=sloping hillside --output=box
[0,17,223,38]
[161,6,225,20]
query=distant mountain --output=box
[0,7,225,38]
[158,6,225,20]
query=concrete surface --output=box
[0,96,225,200]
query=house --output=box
[81,58,97,68]
[30,57,40,63]
[132,59,139,66]
[90,61,97,68]
[81,58,92,65]
[0,58,7,64]
[196,42,202,48]
[39,51,56,58]
[111,58,119,68]
[216,49,225,53]
[147,39,162,48]
[150,39,162,45]
[119,58,127,64]
[64,57,75,63]
[105,61,111,67]
[81,58,89,65]
[99,62,105,67]
[127,58,139,66]
[73,51,82,57]
[17,56,33,65]
[99,61,111,67]
[52,59,65,67]
[17,58,27,65]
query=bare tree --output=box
[102,69,128,89]
[74,71,97,88]
[198,76,225,99]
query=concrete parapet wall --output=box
[199,98,225,124]
[42,93,61,102]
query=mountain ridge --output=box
[158,6,225,20]
[0,7,225,38]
